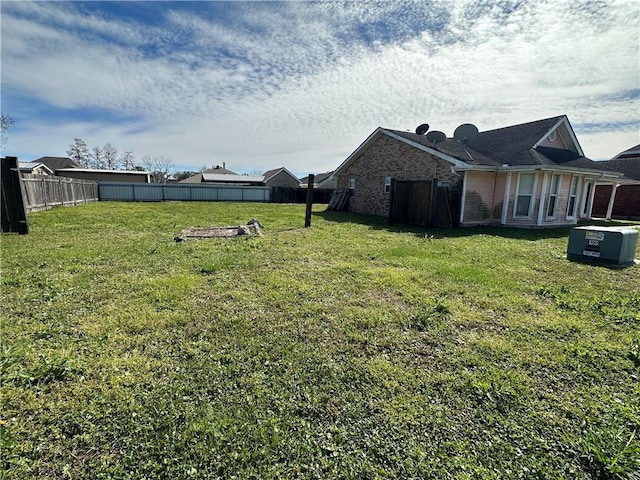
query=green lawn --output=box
[1,201,639,479]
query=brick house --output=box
[333,115,627,227]
[262,167,300,188]
[592,145,640,220]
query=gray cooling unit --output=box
[567,226,638,267]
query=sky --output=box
[1,0,639,177]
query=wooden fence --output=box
[389,179,456,227]
[1,157,29,233]
[20,174,99,212]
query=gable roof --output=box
[300,171,335,185]
[19,162,54,174]
[33,156,81,170]
[598,145,640,180]
[180,165,239,183]
[334,115,622,178]
[262,167,299,182]
[203,165,237,175]
[201,173,265,184]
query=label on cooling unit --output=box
[582,250,601,257]
[585,231,605,241]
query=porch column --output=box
[501,172,512,225]
[605,183,620,220]
[586,180,596,219]
[537,172,549,226]
[459,172,467,225]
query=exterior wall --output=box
[593,184,640,219]
[502,172,580,227]
[538,131,568,149]
[336,134,459,217]
[265,170,300,188]
[461,171,584,227]
[461,171,505,224]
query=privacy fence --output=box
[99,182,271,202]
[21,174,99,212]
[99,183,333,204]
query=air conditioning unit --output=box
[567,226,638,267]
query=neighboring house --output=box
[333,115,628,227]
[19,162,54,175]
[179,164,238,183]
[33,156,82,171]
[300,171,337,189]
[198,173,265,186]
[56,168,150,183]
[592,145,640,220]
[262,167,300,188]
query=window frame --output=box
[348,178,355,195]
[384,176,391,193]
[514,172,537,219]
[546,174,561,219]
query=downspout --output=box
[605,183,620,220]
[537,172,549,227]
[501,172,512,225]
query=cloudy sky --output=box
[2,0,639,177]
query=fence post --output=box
[1,156,29,234]
[304,174,315,228]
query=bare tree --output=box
[1,113,14,152]
[90,146,105,169]
[120,151,135,170]
[103,143,119,170]
[67,138,90,167]
[142,154,175,183]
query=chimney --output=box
[223,162,226,169]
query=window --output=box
[514,173,536,218]
[384,176,391,193]
[546,174,560,218]
[348,178,355,195]
[567,176,579,218]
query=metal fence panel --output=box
[97,182,270,202]
[99,183,135,201]
[163,186,192,201]
[190,186,218,201]
[132,184,164,201]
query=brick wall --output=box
[336,134,460,217]
[266,170,300,189]
[593,184,640,219]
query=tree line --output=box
[66,138,175,183]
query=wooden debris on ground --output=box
[327,189,350,211]
[174,219,263,242]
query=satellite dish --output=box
[415,123,429,135]
[453,123,479,144]
[426,130,446,145]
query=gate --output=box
[389,179,455,228]
[1,156,29,234]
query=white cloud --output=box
[2,0,638,175]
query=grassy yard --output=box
[1,201,639,479]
